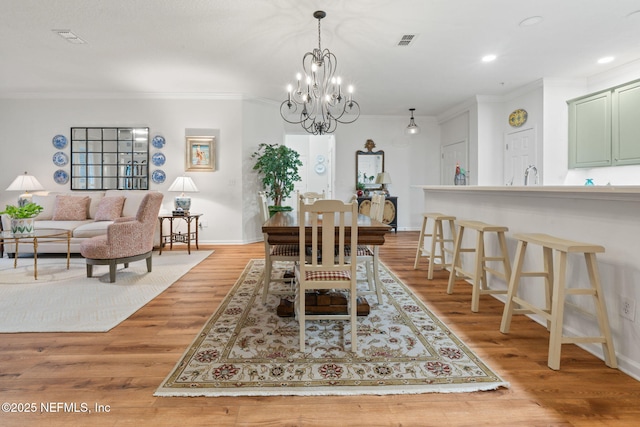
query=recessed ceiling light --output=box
[598,56,614,64]
[482,54,497,63]
[519,16,544,27]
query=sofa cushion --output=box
[106,190,149,218]
[94,196,126,221]
[52,195,91,221]
[32,193,57,220]
[35,220,94,233]
[73,220,112,238]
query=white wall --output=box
[0,96,437,243]
[331,115,440,231]
[0,96,286,244]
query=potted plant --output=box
[0,202,44,236]
[252,143,302,215]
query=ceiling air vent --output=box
[398,34,417,46]
[52,29,86,44]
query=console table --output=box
[357,196,398,232]
[158,213,202,254]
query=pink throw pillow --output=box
[51,195,91,221]
[94,196,126,221]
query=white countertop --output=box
[413,185,640,201]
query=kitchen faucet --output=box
[524,165,538,186]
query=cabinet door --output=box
[613,81,640,166]
[568,91,611,168]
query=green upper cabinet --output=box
[569,78,640,169]
[568,91,611,168]
[613,80,640,166]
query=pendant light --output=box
[405,108,420,135]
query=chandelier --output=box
[280,11,360,135]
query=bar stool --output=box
[500,233,617,370]
[447,220,511,312]
[414,213,457,279]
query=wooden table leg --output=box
[33,237,38,280]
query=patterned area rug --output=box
[155,259,508,396]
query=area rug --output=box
[0,250,213,333]
[155,259,508,396]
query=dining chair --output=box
[346,193,385,303]
[258,191,299,304]
[298,190,325,205]
[295,199,359,352]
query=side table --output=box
[158,213,202,255]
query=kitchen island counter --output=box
[416,184,640,380]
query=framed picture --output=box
[186,136,215,171]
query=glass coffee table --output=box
[0,228,71,280]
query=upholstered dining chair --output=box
[80,192,163,283]
[295,198,359,352]
[258,191,300,304]
[346,193,385,303]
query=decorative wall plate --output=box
[52,151,69,166]
[53,169,69,184]
[52,134,68,149]
[508,109,528,127]
[314,163,326,174]
[152,135,166,148]
[151,152,166,166]
[316,154,325,163]
[151,169,166,183]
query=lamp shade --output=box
[167,176,199,193]
[6,172,45,206]
[6,172,44,192]
[375,172,392,185]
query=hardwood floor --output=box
[1,232,639,426]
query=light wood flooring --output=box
[1,231,639,426]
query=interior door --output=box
[504,127,537,185]
[440,140,468,185]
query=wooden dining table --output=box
[262,211,392,246]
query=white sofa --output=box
[1,190,162,255]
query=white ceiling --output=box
[2,0,640,116]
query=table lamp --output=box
[167,176,199,213]
[6,171,45,206]
[375,172,392,195]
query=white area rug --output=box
[0,250,213,333]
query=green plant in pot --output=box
[0,202,44,236]
[252,143,302,215]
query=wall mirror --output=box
[71,127,149,190]
[356,140,384,190]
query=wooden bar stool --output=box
[413,213,457,279]
[500,233,617,370]
[447,220,511,312]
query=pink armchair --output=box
[80,192,163,282]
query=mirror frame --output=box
[356,148,385,190]
[70,127,150,190]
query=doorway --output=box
[504,127,537,185]
[284,134,335,206]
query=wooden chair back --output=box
[369,193,386,222]
[298,199,358,272]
